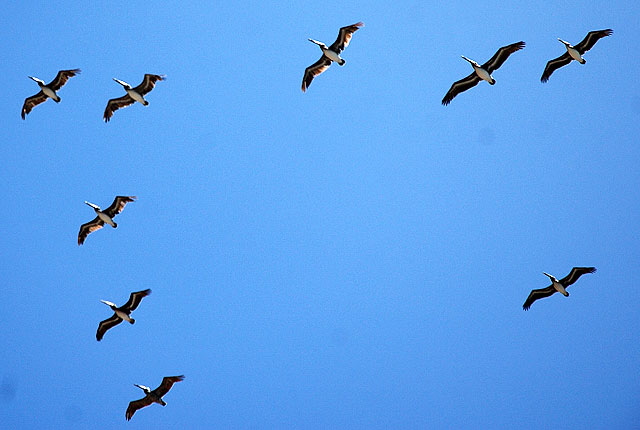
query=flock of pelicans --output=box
[21,22,611,421]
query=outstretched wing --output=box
[482,41,525,73]
[103,95,136,122]
[302,57,332,92]
[96,314,123,341]
[154,375,185,398]
[574,29,613,55]
[103,196,136,218]
[441,72,481,105]
[540,53,573,82]
[559,267,596,287]
[123,289,152,312]
[21,91,48,119]
[78,217,104,245]
[522,286,556,311]
[328,22,364,54]
[48,69,81,91]
[133,74,165,96]
[126,397,154,421]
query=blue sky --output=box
[1,1,639,428]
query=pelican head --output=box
[461,56,480,67]
[557,38,571,47]
[308,39,327,49]
[542,272,557,281]
[100,300,116,308]
[134,384,151,394]
[113,78,131,89]
[28,76,45,86]
[84,201,101,211]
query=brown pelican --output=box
[442,42,525,105]
[302,22,364,92]
[21,69,80,119]
[103,74,165,122]
[126,375,185,421]
[522,267,596,310]
[78,196,136,245]
[541,29,613,82]
[96,289,151,341]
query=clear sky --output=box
[1,1,639,428]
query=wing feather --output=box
[21,91,48,119]
[96,314,123,341]
[103,196,136,218]
[574,29,613,54]
[301,57,332,92]
[441,72,481,105]
[154,375,185,398]
[78,217,104,245]
[559,267,596,287]
[522,286,556,311]
[103,95,135,122]
[328,22,364,54]
[123,289,151,312]
[126,397,154,421]
[540,53,573,82]
[482,41,525,73]
[48,69,81,91]
[133,74,165,96]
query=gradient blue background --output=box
[1,1,639,428]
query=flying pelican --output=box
[302,22,364,92]
[522,267,596,311]
[126,375,185,421]
[96,289,151,341]
[78,196,136,245]
[541,29,613,82]
[21,69,81,119]
[103,74,165,122]
[442,42,525,105]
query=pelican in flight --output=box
[541,29,613,82]
[96,289,151,341]
[103,74,165,122]
[302,22,364,92]
[442,42,525,105]
[21,69,80,119]
[78,196,136,245]
[522,267,596,311]
[126,375,185,421]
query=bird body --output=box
[302,22,363,92]
[522,267,596,310]
[104,74,164,122]
[78,196,136,245]
[96,289,151,341]
[21,69,80,119]
[126,375,184,421]
[541,29,612,82]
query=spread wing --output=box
[96,314,123,341]
[482,41,525,73]
[328,22,364,54]
[154,375,185,397]
[441,72,481,105]
[522,286,556,311]
[559,267,596,287]
[574,29,613,54]
[78,217,104,245]
[122,289,151,312]
[21,91,48,119]
[103,95,135,122]
[48,69,81,91]
[103,196,136,218]
[302,57,332,92]
[126,396,154,421]
[540,53,573,82]
[133,74,165,96]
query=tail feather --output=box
[129,318,135,324]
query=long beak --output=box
[85,201,100,210]
[308,39,323,46]
[100,300,115,307]
[113,78,128,87]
